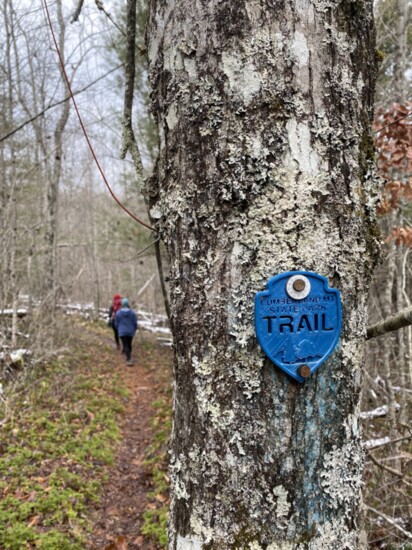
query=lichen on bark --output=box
[146,0,380,548]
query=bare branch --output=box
[366,306,412,339]
[366,435,412,450]
[367,451,412,486]
[119,0,144,184]
[0,64,123,144]
[70,0,85,23]
[366,506,412,540]
[94,0,126,37]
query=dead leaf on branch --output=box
[386,227,412,247]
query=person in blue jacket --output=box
[114,298,138,366]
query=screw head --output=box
[293,278,306,292]
[298,365,311,379]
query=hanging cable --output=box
[42,0,155,232]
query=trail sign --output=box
[255,271,342,382]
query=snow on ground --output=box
[364,437,392,450]
[360,403,400,420]
[0,309,28,316]
[0,349,30,363]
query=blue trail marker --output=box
[255,271,342,382]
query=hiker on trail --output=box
[114,298,138,366]
[108,293,122,349]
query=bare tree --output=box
[43,0,71,304]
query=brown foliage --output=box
[377,178,412,214]
[375,102,412,177]
[386,226,412,247]
[374,103,412,239]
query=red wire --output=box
[42,0,155,232]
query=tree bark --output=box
[146,1,379,548]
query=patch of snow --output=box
[364,437,391,450]
[360,403,400,419]
[0,308,28,316]
[10,349,29,363]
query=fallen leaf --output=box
[104,535,128,550]
[86,409,95,421]
[27,516,40,528]
[27,491,37,501]
[35,477,47,484]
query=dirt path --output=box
[88,332,172,550]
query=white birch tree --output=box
[146,0,381,548]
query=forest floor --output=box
[0,317,172,550]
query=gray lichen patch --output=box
[307,517,361,549]
[273,486,291,518]
[320,441,364,512]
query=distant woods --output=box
[363,0,412,542]
[0,0,163,350]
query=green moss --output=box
[359,131,376,168]
[0,320,128,549]
[141,394,172,548]
[141,507,168,546]
[374,49,385,63]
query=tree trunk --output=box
[146,1,379,548]
[3,0,19,346]
[393,0,408,103]
[44,0,71,304]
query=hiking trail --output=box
[88,329,172,550]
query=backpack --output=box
[108,295,122,327]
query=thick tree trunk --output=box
[146,1,379,548]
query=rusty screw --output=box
[293,278,306,292]
[298,365,311,379]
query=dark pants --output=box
[120,336,133,360]
[112,326,120,347]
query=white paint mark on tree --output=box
[176,536,203,550]
[291,31,309,67]
[286,119,320,176]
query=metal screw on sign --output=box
[286,274,311,300]
[298,365,311,379]
[293,279,306,292]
